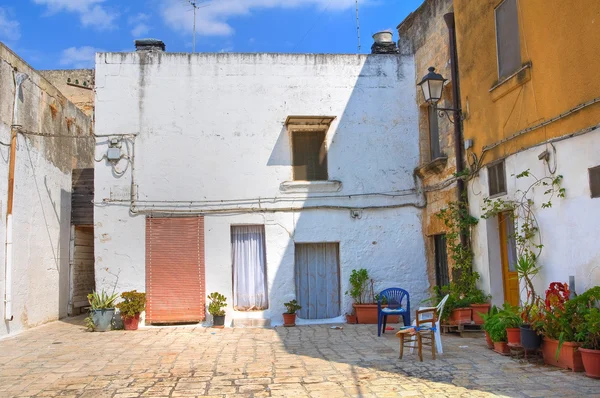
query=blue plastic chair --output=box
[377,288,410,336]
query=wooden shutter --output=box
[71,168,94,225]
[434,234,449,287]
[428,106,441,159]
[495,0,521,79]
[589,166,600,198]
[146,217,205,324]
[292,131,328,181]
[294,243,340,319]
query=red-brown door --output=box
[145,217,205,324]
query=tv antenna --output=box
[187,0,211,53]
[355,0,361,53]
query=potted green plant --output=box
[283,299,302,327]
[345,310,357,324]
[208,292,227,328]
[86,290,118,332]
[497,304,523,345]
[572,286,600,377]
[116,290,146,331]
[516,254,544,350]
[346,269,387,324]
[486,310,510,355]
[481,305,499,349]
[469,289,492,325]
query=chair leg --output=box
[382,315,387,334]
[431,332,436,360]
[417,333,423,362]
[400,334,404,359]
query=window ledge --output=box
[415,156,448,178]
[489,62,532,102]
[280,180,342,193]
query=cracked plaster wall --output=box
[94,52,428,325]
[0,43,93,338]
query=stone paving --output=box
[0,317,598,398]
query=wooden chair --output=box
[397,308,437,362]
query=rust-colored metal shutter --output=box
[146,217,205,324]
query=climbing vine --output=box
[480,169,566,320]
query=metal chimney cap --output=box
[134,39,166,52]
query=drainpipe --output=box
[444,12,468,249]
[4,72,28,321]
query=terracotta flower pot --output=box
[506,328,521,345]
[283,313,297,327]
[484,331,494,349]
[493,341,510,355]
[470,303,491,325]
[450,308,472,325]
[353,304,399,324]
[345,314,357,324]
[579,348,600,379]
[122,314,140,330]
[542,337,584,372]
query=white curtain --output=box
[232,226,268,310]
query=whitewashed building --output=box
[93,40,427,326]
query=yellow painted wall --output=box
[454,0,600,165]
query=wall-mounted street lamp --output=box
[418,66,462,124]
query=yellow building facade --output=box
[454,0,600,304]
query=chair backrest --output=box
[416,308,437,327]
[378,288,410,313]
[436,294,450,322]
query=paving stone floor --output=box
[0,317,598,397]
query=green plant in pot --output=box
[208,292,227,328]
[572,286,600,378]
[485,308,510,354]
[481,305,499,349]
[116,290,146,331]
[85,290,118,332]
[497,303,522,345]
[283,299,302,327]
[346,269,381,324]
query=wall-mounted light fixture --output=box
[418,66,462,124]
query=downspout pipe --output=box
[4,72,28,321]
[444,12,468,249]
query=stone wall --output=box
[0,43,94,338]
[39,69,95,118]
[398,0,456,288]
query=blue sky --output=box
[0,0,423,70]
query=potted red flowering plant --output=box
[540,282,584,372]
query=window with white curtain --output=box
[231,225,268,310]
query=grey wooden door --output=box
[294,243,341,319]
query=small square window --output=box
[292,130,328,181]
[589,165,600,198]
[488,160,507,197]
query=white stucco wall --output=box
[469,129,600,306]
[0,43,93,338]
[94,52,428,325]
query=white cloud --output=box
[60,46,103,69]
[0,7,20,41]
[162,0,361,37]
[129,12,151,37]
[33,0,118,31]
